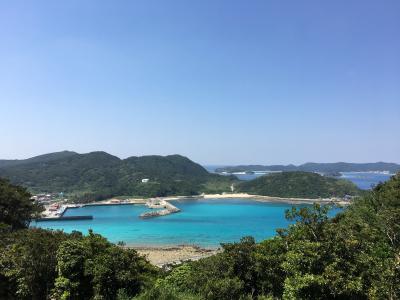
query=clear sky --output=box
[0,0,399,165]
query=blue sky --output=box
[0,0,399,165]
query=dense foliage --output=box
[216,162,400,174]
[1,174,399,299]
[0,151,234,201]
[143,173,399,299]
[0,178,158,299]
[237,171,361,198]
[0,178,42,230]
[0,229,158,300]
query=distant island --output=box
[237,171,361,199]
[215,162,400,174]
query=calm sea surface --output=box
[32,199,340,247]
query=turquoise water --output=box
[32,199,341,247]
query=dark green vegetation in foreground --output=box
[0,177,158,300]
[237,171,361,198]
[216,162,400,174]
[1,174,399,299]
[0,151,234,201]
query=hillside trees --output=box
[0,178,42,230]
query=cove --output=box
[31,198,341,247]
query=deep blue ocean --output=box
[32,170,392,247]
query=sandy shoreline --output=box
[108,193,348,205]
[202,193,349,205]
[55,192,347,209]
[129,245,220,267]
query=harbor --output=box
[37,197,183,221]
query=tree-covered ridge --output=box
[0,151,234,201]
[0,150,78,168]
[216,162,400,173]
[237,171,361,198]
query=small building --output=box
[141,178,149,183]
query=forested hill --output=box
[0,151,233,200]
[0,150,77,168]
[216,162,400,173]
[237,171,361,198]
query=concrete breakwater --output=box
[140,199,181,219]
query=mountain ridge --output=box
[0,151,233,201]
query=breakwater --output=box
[140,199,181,219]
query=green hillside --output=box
[0,151,77,168]
[237,171,361,198]
[0,151,234,201]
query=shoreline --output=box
[126,244,220,267]
[107,193,348,205]
[201,193,349,205]
[39,193,348,219]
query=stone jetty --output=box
[140,199,180,219]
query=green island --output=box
[1,173,399,299]
[236,171,361,199]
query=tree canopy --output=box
[0,178,42,230]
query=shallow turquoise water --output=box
[32,198,341,247]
